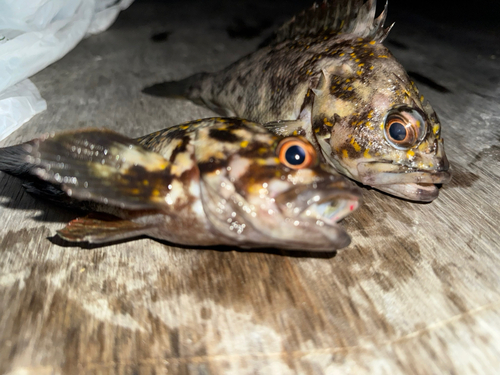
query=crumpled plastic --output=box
[0,0,134,141]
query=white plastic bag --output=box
[0,0,134,141]
[0,79,47,140]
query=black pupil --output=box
[285,145,306,165]
[389,122,407,141]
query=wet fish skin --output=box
[143,0,451,202]
[0,117,361,251]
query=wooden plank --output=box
[1,1,499,374]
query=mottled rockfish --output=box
[0,118,361,251]
[143,0,451,202]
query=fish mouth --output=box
[276,181,361,221]
[274,181,361,250]
[357,162,452,202]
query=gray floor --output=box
[1,1,499,374]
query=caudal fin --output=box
[142,72,207,98]
[0,129,174,211]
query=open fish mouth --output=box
[357,162,452,202]
[272,182,361,250]
[275,182,362,224]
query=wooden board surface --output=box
[1,1,499,374]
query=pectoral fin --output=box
[264,95,313,137]
[57,213,152,243]
[0,129,172,210]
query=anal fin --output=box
[57,213,152,244]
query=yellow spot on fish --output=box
[143,180,149,186]
[364,149,371,158]
[240,140,249,148]
[350,138,361,152]
[433,124,440,134]
[369,41,376,45]
[378,55,388,58]
[407,150,415,158]
[356,70,362,76]
[418,142,428,151]
[131,188,140,194]
[342,149,348,158]
[293,130,298,135]
[339,53,345,57]
[347,87,353,91]
[323,118,333,127]
[420,95,425,102]
[369,66,374,70]
[180,125,189,130]
[152,189,160,197]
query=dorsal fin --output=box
[273,0,392,44]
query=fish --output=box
[0,117,361,251]
[143,0,451,202]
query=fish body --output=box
[144,0,451,202]
[0,118,361,251]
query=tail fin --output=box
[0,142,34,177]
[0,129,173,211]
[142,72,207,98]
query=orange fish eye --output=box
[277,137,317,169]
[384,106,426,150]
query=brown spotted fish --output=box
[143,0,451,202]
[0,118,361,251]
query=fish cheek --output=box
[324,116,363,178]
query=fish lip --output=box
[378,182,440,202]
[357,161,451,202]
[357,161,452,186]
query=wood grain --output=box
[1,1,499,374]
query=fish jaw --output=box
[357,161,451,202]
[200,175,361,251]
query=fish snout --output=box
[435,152,450,172]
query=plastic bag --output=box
[0,0,134,141]
[0,79,47,140]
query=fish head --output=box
[195,119,361,251]
[312,40,451,202]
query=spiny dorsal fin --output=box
[274,0,392,44]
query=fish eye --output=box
[384,106,426,150]
[277,137,317,169]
